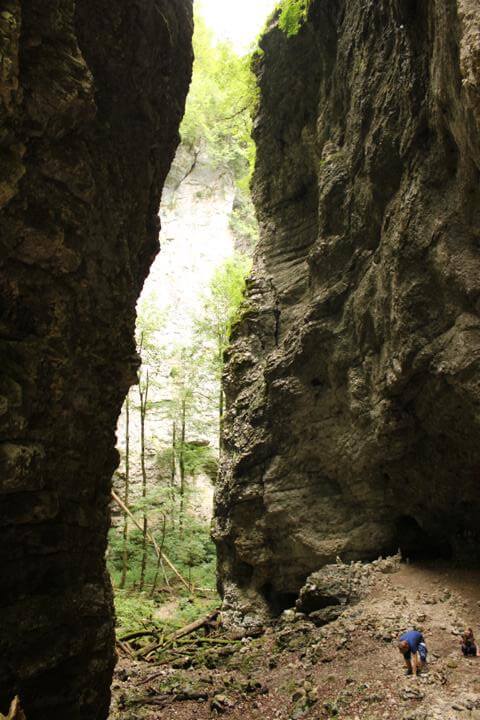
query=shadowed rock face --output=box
[0,1,192,717]
[214,0,480,618]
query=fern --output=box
[278,0,312,37]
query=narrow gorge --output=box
[0,0,479,719]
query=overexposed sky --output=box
[197,0,278,53]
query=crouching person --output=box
[398,630,428,676]
[461,629,479,657]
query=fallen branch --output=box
[135,609,220,659]
[116,640,135,658]
[129,697,169,708]
[131,690,209,706]
[119,630,160,643]
[136,651,182,670]
[111,490,192,593]
[171,610,220,641]
[137,669,169,686]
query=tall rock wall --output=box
[0,1,192,717]
[215,0,480,618]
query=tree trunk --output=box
[119,394,130,589]
[219,383,224,455]
[111,491,191,592]
[139,370,150,591]
[170,421,177,527]
[218,341,224,455]
[150,515,167,597]
[179,399,186,537]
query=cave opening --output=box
[394,515,453,563]
[261,582,299,615]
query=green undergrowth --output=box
[109,517,217,594]
[114,587,219,637]
[110,519,219,637]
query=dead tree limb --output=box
[116,640,135,658]
[135,609,220,659]
[119,630,160,643]
[111,490,192,593]
[171,610,220,641]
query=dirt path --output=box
[112,563,480,720]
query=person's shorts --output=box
[418,643,428,662]
[404,643,428,662]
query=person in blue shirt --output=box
[398,630,428,675]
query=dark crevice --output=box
[394,515,453,562]
[260,582,298,615]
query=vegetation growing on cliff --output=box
[181,12,256,181]
[181,10,259,252]
[278,0,312,36]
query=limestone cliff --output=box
[0,1,192,718]
[214,0,480,618]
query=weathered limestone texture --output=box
[215,0,480,617]
[0,1,192,717]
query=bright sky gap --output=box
[197,0,278,53]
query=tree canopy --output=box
[180,12,257,182]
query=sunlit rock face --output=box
[215,0,480,618]
[0,1,192,717]
[114,145,237,521]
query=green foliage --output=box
[155,441,217,489]
[181,11,257,182]
[229,186,259,254]
[278,0,312,36]
[113,587,218,636]
[136,291,166,349]
[174,594,219,628]
[114,592,157,634]
[196,254,252,372]
[180,9,262,250]
[109,516,217,597]
[164,344,215,443]
[183,443,218,481]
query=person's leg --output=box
[417,644,428,672]
[404,655,413,675]
[411,653,419,675]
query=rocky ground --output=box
[111,561,480,720]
